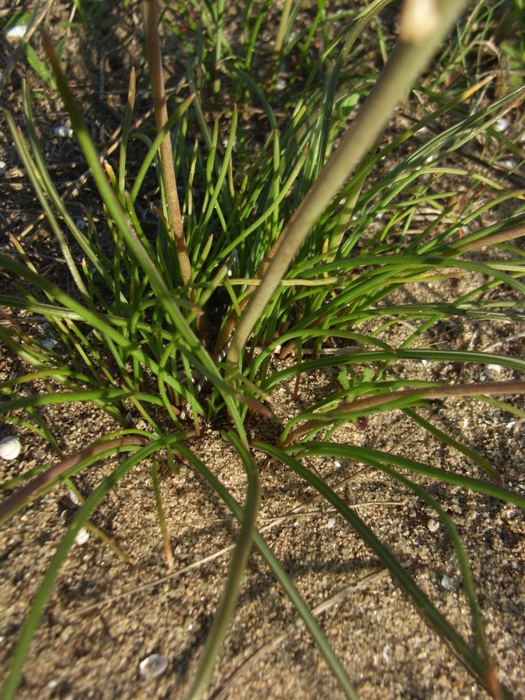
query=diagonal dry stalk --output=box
[143,0,191,283]
[0,436,150,523]
[284,380,525,445]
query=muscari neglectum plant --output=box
[1,0,525,697]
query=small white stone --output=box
[139,653,168,680]
[485,364,502,374]
[327,517,336,529]
[74,528,90,545]
[493,117,509,133]
[53,125,73,139]
[382,644,392,662]
[0,160,6,175]
[0,436,21,460]
[421,359,430,367]
[42,337,57,349]
[5,25,28,40]
[427,518,439,533]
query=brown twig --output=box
[0,435,149,523]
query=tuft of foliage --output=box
[1,1,525,697]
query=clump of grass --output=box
[1,0,525,698]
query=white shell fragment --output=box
[427,518,439,533]
[74,528,90,545]
[441,574,451,590]
[139,653,168,680]
[0,436,21,460]
[53,125,74,139]
[327,517,336,529]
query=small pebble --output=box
[53,125,73,139]
[139,653,168,680]
[5,25,28,40]
[356,416,368,431]
[327,517,336,529]
[221,137,237,150]
[0,160,6,175]
[493,117,509,133]
[0,436,21,460]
